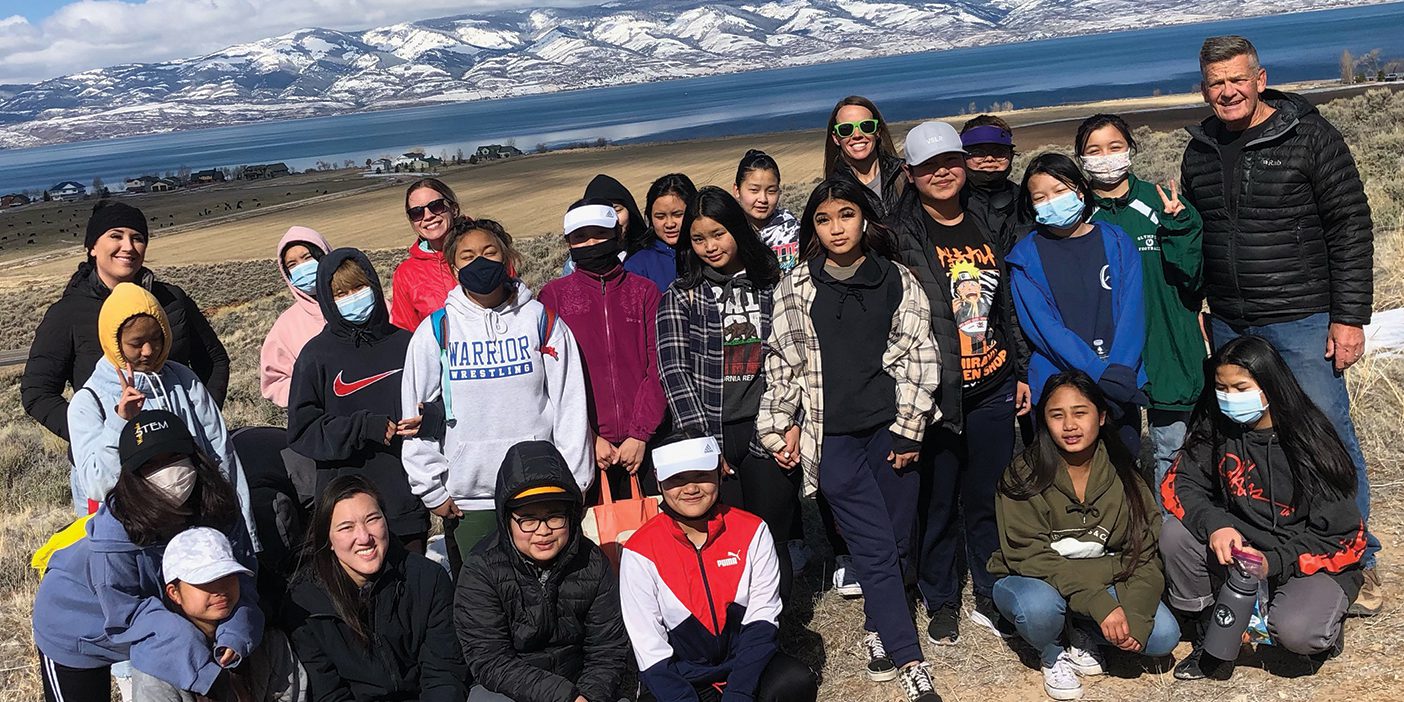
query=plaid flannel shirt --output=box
[656,282,772,456]
[758,259,942,496]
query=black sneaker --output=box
[1173,646,1235,681]
[927,601,960,646]
[968,595,1016,639]
[897,661,944,702]
[863,632,898,682]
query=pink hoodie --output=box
[259,226,331,407]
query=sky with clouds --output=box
[0,0,590,85]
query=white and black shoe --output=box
[1064,624,1106,676]
[833,555,862,598]
[897,661,943,702]
[1042,652,1084,700]
[863,632,898,682]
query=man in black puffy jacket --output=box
[1180,34,1382,613]
[455,441,630,702]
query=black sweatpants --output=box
[38,648,110,702]
[637,651,817,702]
[718,419,797,599]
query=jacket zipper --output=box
[368,589,403,691]
[601,276,621,440]
[693,546,721,633]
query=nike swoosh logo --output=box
[332,369,402,397]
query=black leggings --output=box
[38,648,110,702]
[638,652,818,702]
[718,420,797,599]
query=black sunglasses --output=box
[407,198,451,221]
[833,118,880,139]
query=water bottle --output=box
[1202,564,1259,661]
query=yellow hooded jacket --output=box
[98,282,172,372]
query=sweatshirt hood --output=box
[98,282,172,372]
[443,279,535,338]
[492,441,585,526]
[315,248,395,342]
[1051,443,1117,507]
[87,504,144,554]
[585,173,646,242]
[277,226,331,309]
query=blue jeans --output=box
[1146,409,1190,514]
[992,576,1180,667]
[1211,313,1380,568]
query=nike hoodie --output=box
[67,282,258,550]
[287,248,429,537]
[259,226,330,408]
[401,281,592,512]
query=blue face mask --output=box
[288,259,318,295]
[1216,389,1269,425]
[1034,191,1085,229]
[336,287,376,325]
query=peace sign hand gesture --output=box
[1156,179,1185,217]
[115,366,146,421]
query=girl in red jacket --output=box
[391,178,471,331]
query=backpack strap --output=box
[81,386,104,422]
[429,308,456,423]
[538,307,559,360]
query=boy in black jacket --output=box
[455,441,630,702]
[288,248,436,551]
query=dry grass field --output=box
[3,87,1403,701]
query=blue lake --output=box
[1,2,1402,195]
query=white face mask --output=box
[145,458,197,505]
[1080,151,1133,185]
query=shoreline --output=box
[0,80,1397,286]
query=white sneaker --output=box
[832,555,862,598]
[1065,625,1106,676]
[1042,653,1084,700]
[862,631,898,682]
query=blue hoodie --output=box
[32,506,263,693]
[624,237,678,293]
[1007,222,1147,403]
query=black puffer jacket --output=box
[1180,90,1373,327]
[889,188,1028,434]
[964,178,1031,256]
[829,152,909,223]
[454,442,629,702]
[283,545,467,702]
[21,262,230,441]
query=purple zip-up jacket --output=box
[539,265,666,444]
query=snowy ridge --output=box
[0,0,1383,148]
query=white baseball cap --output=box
[563,203,618,238]
[652,436,722,482]
[903,121,968,166]
[162,527,253,585]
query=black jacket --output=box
[455,442,630,702]
[889,188,1028,434]
[1180,90,1373,327]
[283,546,468,702]
[287,249,430,538]
[963,178,1030,256]
[21,263,230,442]
[830,152,908,224]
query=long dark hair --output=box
[297,475,386,647]
[734,149,781,186]
[1182,335,1357,503]
[629,173,698,256]
[1000,370,1152,583]
[823,96,898,178]
[1017,153,1096,225]
[108,451,240,548]
[1074,113,1139,156]
[796,178,898,263]
[675,186,781,290]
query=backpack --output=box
[429,305,560,423]
[31,515,94,577]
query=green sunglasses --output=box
[833,118,880,138]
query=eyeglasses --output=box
[407,198,451,221]
[832,119,880,139]
[510,513,569,533]
[965,145,1013,162]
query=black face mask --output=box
[569,238,622,275]
[458,256,507,295]
[967,168,1012,189]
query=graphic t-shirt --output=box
[710,274,766,422]
[758,208,801,272]
[1034,224,1115,360]
[924,213,1011,395]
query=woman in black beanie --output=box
[21,200,230,512]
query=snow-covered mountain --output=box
[0,0,1379,148]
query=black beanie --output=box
[85,200,149,250]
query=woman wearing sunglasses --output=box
[391,178,474,331]
[823,96,907,222]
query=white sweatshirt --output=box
[401,284,593,511]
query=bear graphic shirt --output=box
[925,214,1012,396]
[708,271,766,422]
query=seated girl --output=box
[1161,335,1364,681]
[456,441,631,702]
[988,371,1178,701]
[34,411,261,702]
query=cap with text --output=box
[904,121,968,166]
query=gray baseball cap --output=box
[904,121,968,166]
[162,527,252,585]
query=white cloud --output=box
[0,0,593,84]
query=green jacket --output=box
[1092,175,1205,411]
[988,444,1165,645]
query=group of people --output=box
[24,34,1382,702]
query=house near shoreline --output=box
[191,169,226,185]
[149,178,180,192]
[242,163,291,179]
[46,181,86,201]
[1,193,30,208]
[124,175,161,193]
[472,144,524,163]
